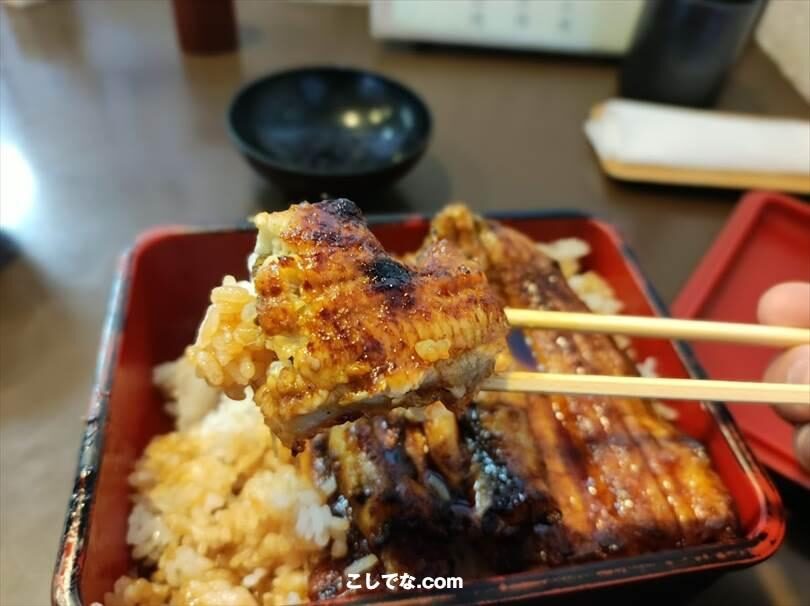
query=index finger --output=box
[757,282,810,328]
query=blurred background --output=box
[0,1,808,605]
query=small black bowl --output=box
[228,66,432,197]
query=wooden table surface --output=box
[0,2,808,605]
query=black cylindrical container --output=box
[620,0,766,107]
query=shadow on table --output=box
[250,153,453,215]
[0,252,92,424]
[773,473,810,557]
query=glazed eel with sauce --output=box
[220,199,507,448]
[307,401,566,600]
[306,205,737,599]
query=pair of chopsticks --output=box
[480,309,810,408]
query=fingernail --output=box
[786,356,810,385]
[795,425,810,473]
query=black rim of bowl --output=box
[226,66,433,179]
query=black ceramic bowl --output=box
[228,67,432,197]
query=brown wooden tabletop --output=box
[0,2,808,605]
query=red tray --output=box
[54,211,784,605]
[673,192,810,489]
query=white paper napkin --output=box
[585,99,810,175]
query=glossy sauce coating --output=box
[247,199,508,446]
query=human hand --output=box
[757,282,810,472]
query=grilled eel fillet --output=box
[193,199,507,447]
[425,205,738,559]
[307,206,736,599]
[307,400,563,598]
[323,402,558,544]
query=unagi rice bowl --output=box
[102,237,654,606]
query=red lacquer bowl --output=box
[53,211,784,605]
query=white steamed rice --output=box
[100,358,348,606]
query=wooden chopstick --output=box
[482,372,810,407]
[504,308,810,348]
[493,310,810,405]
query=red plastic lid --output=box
[673,191,810,489]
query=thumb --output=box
[796,426,810,473]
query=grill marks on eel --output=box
[364,256,415,309]
[425,205,737,558]
[247,199,508,447]
[314,401,561,578]
[305,205,737,599]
